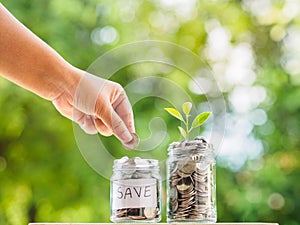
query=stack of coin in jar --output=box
[110,157,161,223]
[167,137,217,222]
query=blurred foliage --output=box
[1,0,300,225]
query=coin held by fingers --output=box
[123,133,140,150]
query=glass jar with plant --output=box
[165,102,217,223]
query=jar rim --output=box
[113,157,159,170]
[168,139,213,151]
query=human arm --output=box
[0,3,138,148]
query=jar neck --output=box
[113,157,159,171]
[168,140,214,157]
[113,166,159,171]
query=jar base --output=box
[111,216,161,223]
[167,218,217,223]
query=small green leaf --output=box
[182,102,192,115]
[164,108,184,121]
[178,126,187,139]
[191,112,211,128]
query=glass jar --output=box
[166,137,217,223]
[110,157,161,223]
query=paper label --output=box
[112,179,157,210]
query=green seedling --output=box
[164,102,211,140]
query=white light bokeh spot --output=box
[91,26,119,45]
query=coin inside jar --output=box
[110,157,161,223]
[169,187,178,202]
[144,207,157,219]
[178,159,196,174]
[167,137,217,223]
[176,177,192,192]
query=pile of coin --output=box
[110,157,161,222]
[112,207,159,221]
[167,138,216,222]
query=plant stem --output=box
[185,113,189,140]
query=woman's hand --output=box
[52,68,138,149]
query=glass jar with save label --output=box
[110,157,161,223]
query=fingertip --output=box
[122,133,140,150]
[119,129,133,144]
[128,120,136,133]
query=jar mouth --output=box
[167,137,215,159]
[113,157,159,170]
[168,139,212,151]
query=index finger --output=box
[113,92,135,134]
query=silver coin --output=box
[176,183,190,192]
[129,215,146,220]
[179,160,196,174]
[123,133,140,150]
[169,186,178,202]
[144,207,157,219]
[170,200,178,212]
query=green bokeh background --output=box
[1,0,300,224]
